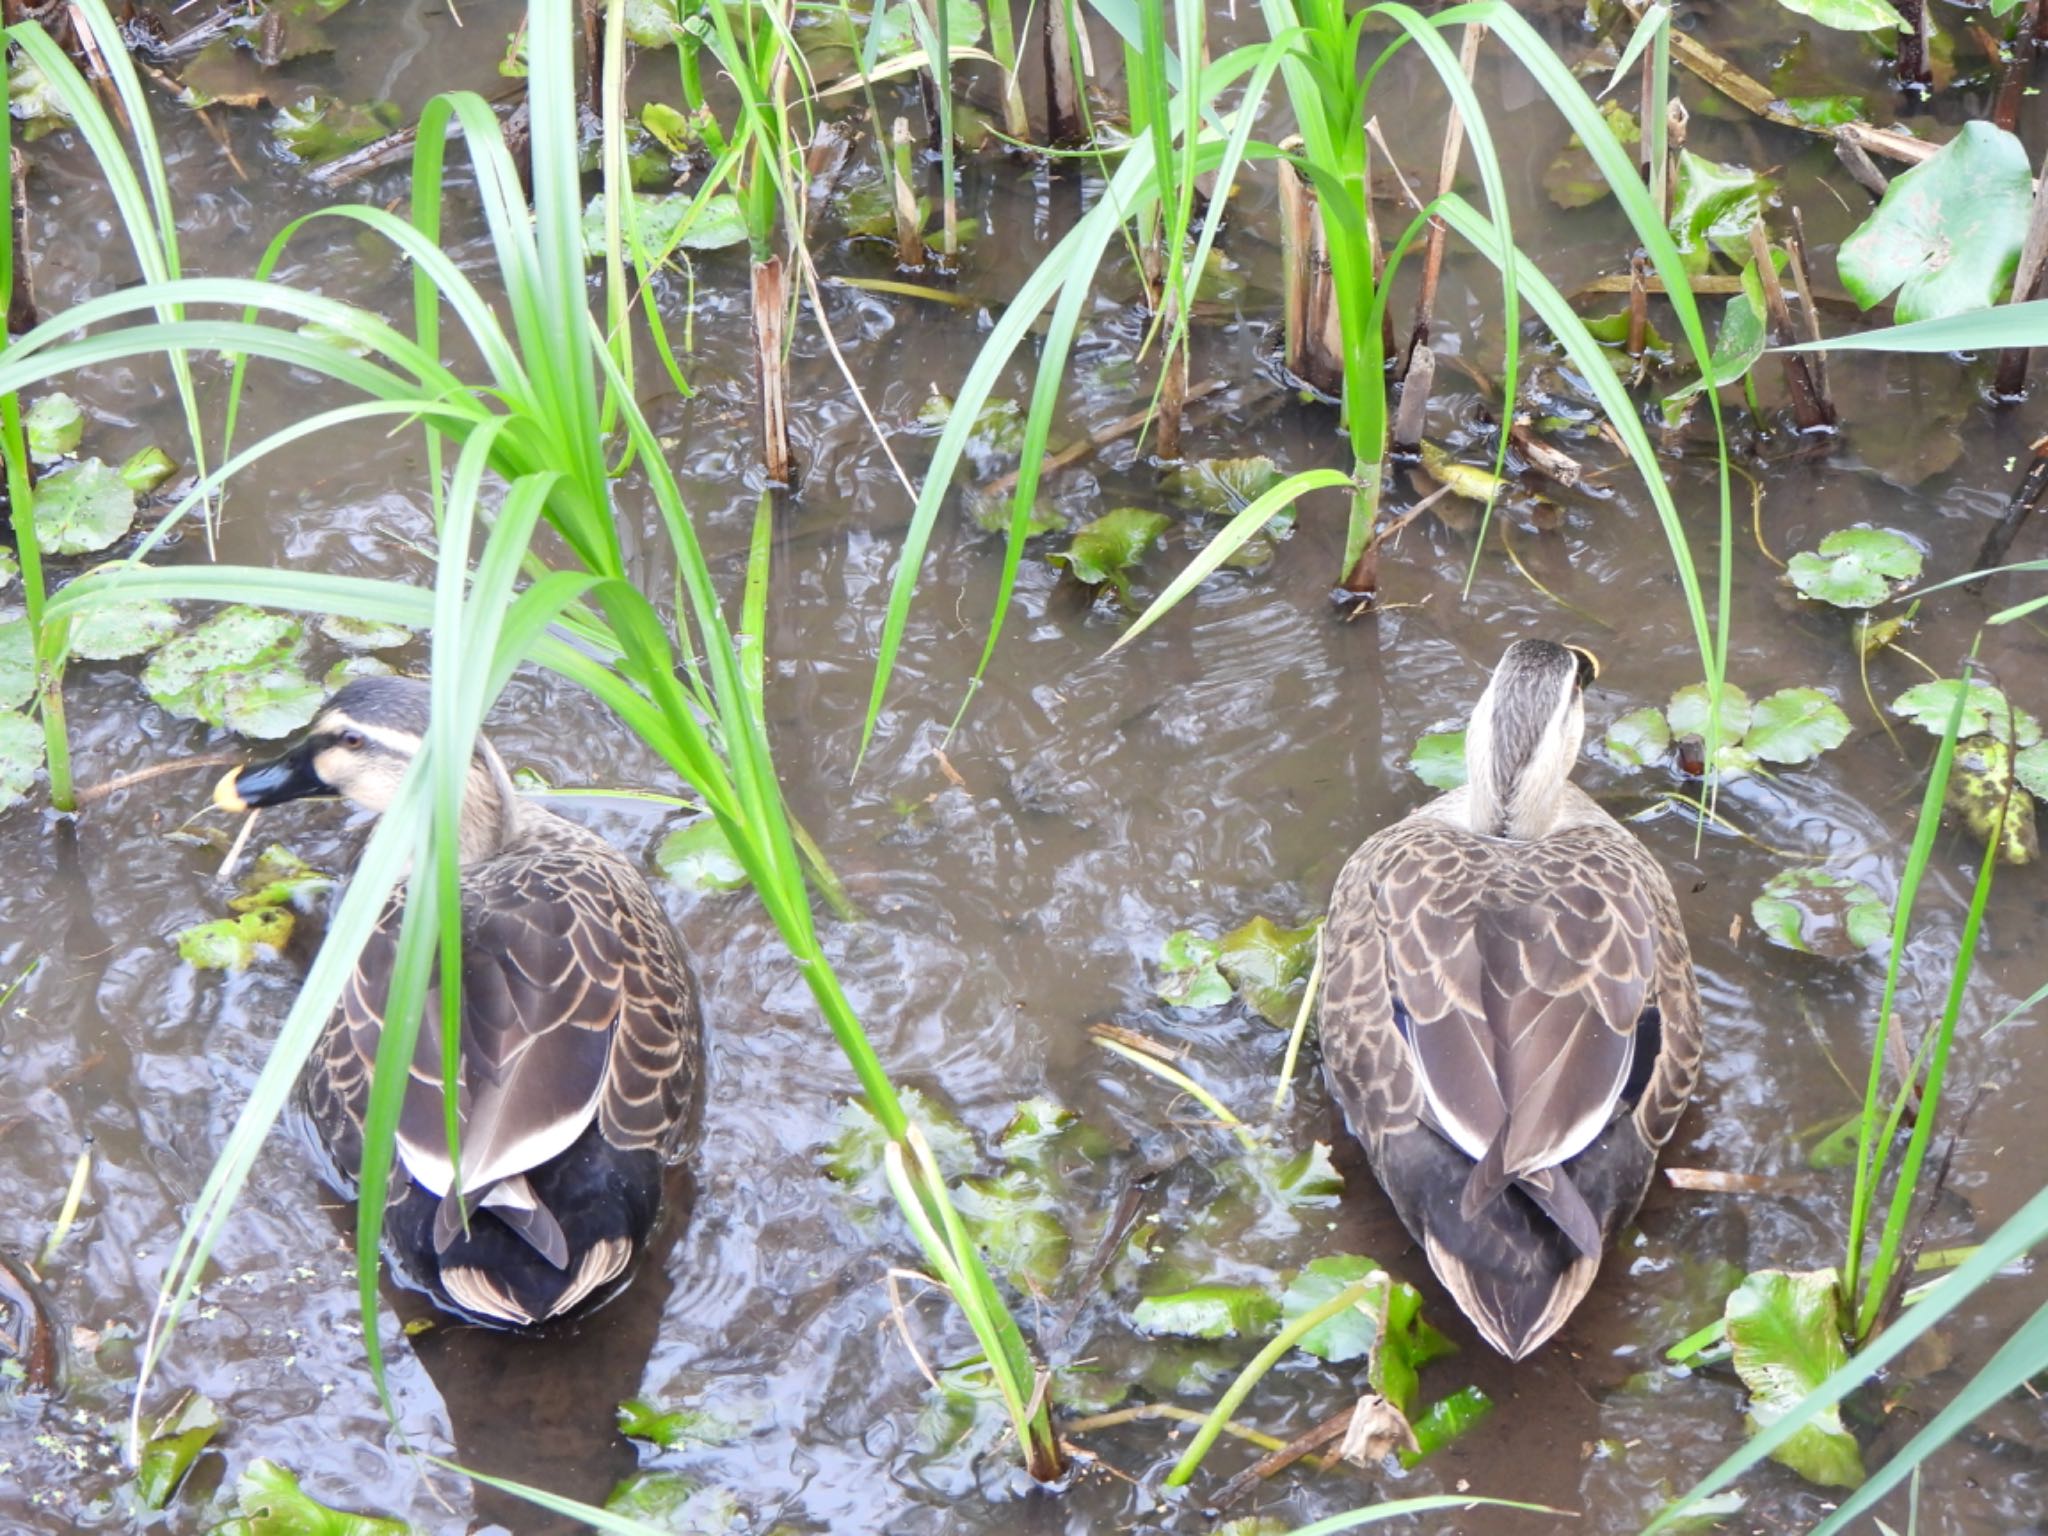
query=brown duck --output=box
[1318,640,1703,1358]
[214,676,704,1328]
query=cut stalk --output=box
[1995,141,2048,399]
[1277,143,1344,396]
[1897,0,1930,92]
[890,117,926,270]
[752,254,792,482]
[1042,0,1081,144]
[1746,222,1832,432]
[1403,21,1483,374]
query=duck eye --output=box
[338,729,367,751]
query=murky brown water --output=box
[5,2,2048,1532]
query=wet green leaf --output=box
[641,102,697,158]
[34,458,137,555]
[872,0,984,58]
[121,446,178,494]
[1543,99,1639,210]
[1890,679,2041,746]
[1752,867,1891,958]
[235,0,357,63]
[208,1457,408,1535]
[141,605,322,739]
[1745,688,1851,765]
[176,41,275,109]
[1807,1114,1861,1170]
[176,907,295,971]
[68,596,182,662]
[617,1396,740,1449]
[1947,735,2039,864]
[956,1168,1070,1292]
[9,53,72,138]
[0,710,42,812]
[1783,93,1865,127]
[1282,1255,1388,1363]
[1773,0,1903,29]
[1418,439,1510,506]
[622,0,686,47]
[917,394,1026,459]
[825,1086,975,1184]
[1840,122,2032,323]
[136,1392,219,1511]
[1398,1385,1494,1467]
[2013,741,2048,800]
[1786,527,1922,609]
[273,93,399,165]
[1267,1140,1344,1207]
[1408,729,1467,791]
[838,178,930,241]
[498,24,528,75]
[325,655,394,689]
[229,845,335,913]
[1050,508,1169,601]
[0,615,33,709]
[1164,456,1286,517]
[1668,681,1753,744]
[993,1095,1076,1163]
[1724,1269,1866,1489]
[1583,308,1672,356]
[1216,914,1320,1025]
[655,817,749,892]
[318,614,413,652]
[1605,706,1673,768]
[25,392,82,460]
[1662,252,1777,420]
[1669,152,1775,275]
[601,1470,742,1532]
[1157,928,1232,1008]
[1131,1284,1281,1339]
[581,191,749,260]
[965,488,1063,538]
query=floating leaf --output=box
[965,488,1063,538]
[1667,681,1754,744]
[1773,0,1903,28]
[872,0,985,58]
[917,394,1026,460]
[1583,308,1671,357]
[1604,706,1672,768]
[176,41,275,109]
[68,596,182,662]
[325,655,394,689]
[9,53,71,138]
[0,615,32,709]
[1782,94,1865,127]
[122,446,178,494]
[1752,868,1891,958]
[0,710,44,812]
[176,907,294,972]
[616,1397,740,1450]
[1745,688,1851,766]
[237,0,357,63]
[1786,527,1923,609]
[655,817,749,892]
[1157,928,1232,1008]
[1266,1140,1344,1208]
[1839,122,2032,324]
[1662,252,1777,420]
[955,1168,1069,1292]
[1050,508,1169,601]
[1724,1269,1866,1490]
[33,459,137,555]
[1408,729,1467,791]
[994,1096,1076,1163]
[135,1392,219,1511]
[1947,735,2039,865]
[641,101,699,158]
[581,191,749,260]
[1399,1385,1494,1467]
[1216,914,1320,1025]
[210,1459,408,1535]
[1418,439,1510,506]
[602,1471,743,1531]
[1890,679,2041,746]
[25,392,82,460]
[228,845,335,913]
[141,605,322,739]
[1165,456,1286,517]
[1543,99,1639,210]
[273,93,400,165]
[1282,1255,1389,1363]
[2013,741,2048,800]
[622,0,686,46]
[1669,152,1775,275]
[318,614,412,652]
[839,177,931,241]
[1131,1285,1280,1340]
[825,1086,975,1184]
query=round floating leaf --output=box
[1773,0,1904,29]
[955,1169,1070,1292]
[825,1086,975,1185]
[1667,681,1754,743]
[325,654,395,689]
[1947,735,2039,865]
[273,92,401,165]
[1164,456,1286,517]
[1786,527,1923,609]
[1408,729,1467,791]
[965,488,1064,538]
[1839,121,2032,324]
[25,392,82,460]
[1157,928,1231,1008]
[1724,1268,1867,1490]
[1281,1255,1388,1363]
[1216,914,1320,1025]
[1050,508,1169,601]
[655,817,748,892]
[1745,688,1851,765]
[34,458,137,555]
[0,615,32,709]
[1890,679,2041,746]
[176,906,295,971]
[217,1460,408,1535]
[1131,1285,1281,1340]
[141,605,320,738]
[319,613,414,652]
[68,596,182,662]
[581,191,748,259]
[0,710,45,811]
[2013,741,2048,800]
[1752,867,1891,958]
[1604,706,1672,768]
[121,445,178,494]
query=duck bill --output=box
[214,743,326,812]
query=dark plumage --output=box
[1318,641,1703,1359]
[215,677,703,1327]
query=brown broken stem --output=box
[1404,22,1484,376]
[1207,1408,1353,1513]
[1155,297,1188,461]
[1390,343,1433,454]
[889,118,926,271]
[1897,0,1930,93]
[1996,150,2048,399]
[1785,210,1835,420]
[1968,434,2048,592]
[1834,129,1891,199]
[752,254,792,483]
[1626,255,1649,360]
[1995,0,2043,132]
[1277,141,1345,397]
[7,149,33,336]
[1042,0,1082,145]
[1509,418,1583,489]
[1747,222,1833,432]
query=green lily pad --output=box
[1669,152,1775,275]
[1216,914,1320,1025]
[954,1168,1070,1293]
[872,0,985,58]
[1890,679,2041,746]
[141,605,323,739]
[2013,740,2048,800]
[0,710,45,812]
[273,93,400,165]
[1408,729,1467,791]
[1050,508,1169,601]
[1724,1269,1866,1490]
[1281,1255,1389,1363]
[622,0,686,47]
[1164,456,1286,517]
[228,844,335,913]
[1786,528,1922,609]
[176,906,295,971]
[1265,1139,1345,1208]
[1745,688,1851,766]
[1839,122,2032,324]
[1752,867,1891,958]
[966,488,1064,538]
[1668,681,1754,744]
[318,614,413,652]
[135,1392,219,1511]
[825,1086,975,1184]
[1399,1385,1494,1468]
[25,392,83,460]
[1605,706,1673,768]
[325,655,394,689]
[68,596,182,661]
[34,459,137,555]
[0,614,32,709]
[1131,1284,1281,1340]
[210,1457,412,1535]
[655,817,748,892]
[1948,735,2039,865]
[1157,928,1232,1008]
[1774,0,1903,28]
[1783,94,1866,127]
[616,1396,741,1449]
[581,191,749,260]
[1544,99,1639,210]
[122,446,178,494]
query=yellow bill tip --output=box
[212,767,249,814]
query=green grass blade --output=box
[1280,1497,1563,1536]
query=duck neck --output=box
[457,738,522,863]
[1464,692,1579,842]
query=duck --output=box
[213,675,704,1328]
[1317,639,1703,1360]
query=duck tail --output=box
[431,1175,571,1270]
[1424,1228,1600,1361]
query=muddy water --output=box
[5,1,2048,1531]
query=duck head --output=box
[1462,639,1599,841]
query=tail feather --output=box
[1515,1166,1603,1258]
[1425,1229,1600,1360]
[1458,1131,1514,1223]
[431,1175,571,1270]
